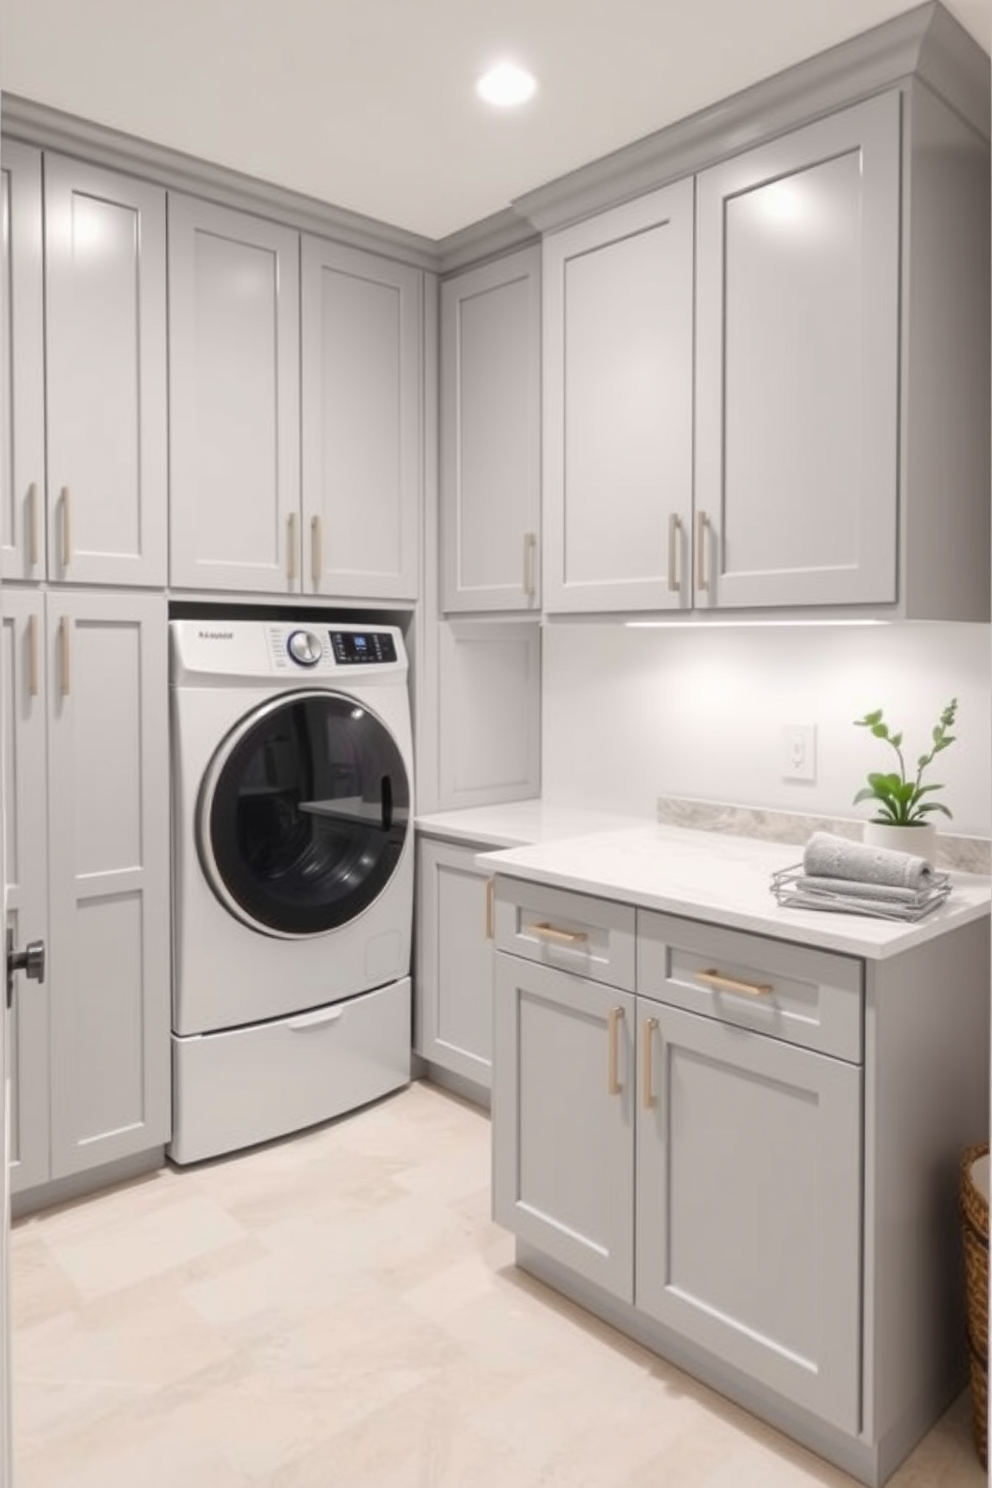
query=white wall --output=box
[542,621,992,838]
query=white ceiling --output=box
[1,0,988,242]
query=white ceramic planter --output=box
[861,820,938,860]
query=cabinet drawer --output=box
[637,912,862,1062]
[494,878,636,991]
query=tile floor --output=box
[9,1080,987,1488]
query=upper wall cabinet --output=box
[543,179,694,614]
[45,156,167,587]
[1,142,45,583]
[440,246,541,613]
[168,195,302,594]
[301,236,421,601]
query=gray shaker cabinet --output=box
[440,246,541,612]
[301,235,421,601]
[46,591,171,1178]
[45,156,167,587]
[1,141,45,582]
[168,195,301,594]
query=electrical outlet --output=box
[782,724,816,783]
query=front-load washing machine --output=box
[169,618,414,1164]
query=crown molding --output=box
[435,209,538,277]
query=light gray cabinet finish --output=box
[302,235,421,600]
[635,999,862,1432]
[695,92,900,608]
[440,247,541,612]
[543,180,694,613]
[168,195,301,594]
[492,953,635,1298]
[435,620,541,809]
[2,592,49,1194]
[46,591,170,1178]
[415,837,494,1088]
[494,877,635,990]
[1,142,45,582]
[44,156,167,587]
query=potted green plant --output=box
[852,697,957,855]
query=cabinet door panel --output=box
[45,157,167,586]
[2,594,49,1192]
[415,838,493,1086]
[302,237,420,599]
[437,621,541,808]
[47,592,170,1177]
[636,1002,862,1432]
[441,248,541,612]
[695,92,900,607]
[544,180,694,613]
[1,142,45,581]
[169,196,300,593]
[493,955,634,1299]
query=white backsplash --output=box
[541,619,992,840]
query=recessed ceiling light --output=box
[476,62,538,108]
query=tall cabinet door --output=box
[440,247,541,612]
[415,837,495,1088]
[301,236,421,600]
[46,591,170,1178]
[168,195,301,593]
[635,1001,862,1432]
[2,593,49,1193]
[492,955,634,1299]
[1,142,45,582]
[695,92,900,608]
[543,179,694,614]
[44,156,167,586]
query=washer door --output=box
[197,690,410,937]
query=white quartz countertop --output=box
[475,823,991,960]
[415,800,645,849]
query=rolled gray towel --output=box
[802,831,933,890]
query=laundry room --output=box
[1,2,991,1487]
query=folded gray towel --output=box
[794,875,932,905]
[802,831,933,890]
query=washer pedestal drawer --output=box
[168,978,411,1165]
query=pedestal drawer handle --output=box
[530,922,589,945]
[694,968,773,997]
[608,1006,624,1096]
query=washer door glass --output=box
[197,690,410,937]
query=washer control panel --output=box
[260,623,405,675]
[286,629,323,667]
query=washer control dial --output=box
[286,629,322,667]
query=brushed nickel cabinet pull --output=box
[311,514,323,585]
[694,967,773,998]
[642,1016,658,1108]
[27,613,39,698]
[523,531,537,601]
[28,482,39,569]
[607,1006,624,1096]
[485,878,495,940]
[59,616,70,696]
[667,513,682,593]
[696,510,709,593]
[287,511,298,584]
[60,486,72,569]
[530,922,589,946]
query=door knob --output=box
[6,929,45,1010]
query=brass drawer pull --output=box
[694,968,773,998]
[608,1005,624,1096]
[696,509,710,593]
[28,481,39,569]
[523,531,537,600]
[287,511,298,584]
[667,513,682,593]
[60,486,72,568]
[485,878,495,940]
[530,922,589,946]
[59,616,71,696]
[311,514,323,584]
[27,613,39,698]
[642,1016,658,1109]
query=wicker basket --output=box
[960,1142,989,1468]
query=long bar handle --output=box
[695,510,709,593]
[485,878,495,940]
[287,511,298,584]
[28,481,39,569]
[667,513,682,594]
[607,1006,624,1096]
[311,514,323,585]
[27,613,39,698]
[642,1016,659,1109]
[530,922,589,946]
[523,531,537,601]
[694,967,773,998]
[59,616,70,697]
[60,486,72,569]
